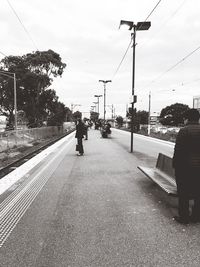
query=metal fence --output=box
[0,123,75,153]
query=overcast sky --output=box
[1,0,200,118]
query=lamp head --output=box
[119,20,134,30]
[94,94,102,97]
[99,80,112,83]
[136,21,151,31]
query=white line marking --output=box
[0,131,75,196]
[0,136,74,247]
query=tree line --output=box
[0,49,191,130]
[0,49,72,128]
[116,103,190,129]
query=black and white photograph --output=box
[1,0,200,266]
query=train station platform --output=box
[1,128,200,266]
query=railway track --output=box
[0,128,75,179]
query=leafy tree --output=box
[126,108,148,131]
[0,56,27,125]
[160,103,189,126]
[73,111,82,121]
[47,101,68,126]
[64,108,72,122]
[90,111,99,121]
[0,73,15,125]
[25,50,66,77]
[0,50,66,127]
[116,116,124,128]
[126,107,136,119]
[137,110,148,124]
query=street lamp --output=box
[93,101,98,112]
[119,20,151,152]
[90,105,96,112]
[99,80,112,121]
[106,104,115,119]
[94,94,102,117]
[0,70,17,130]
[148,91,151,136]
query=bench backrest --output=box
[156,153,175,179]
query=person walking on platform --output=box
[75,118,85,156]
[173,108,200,224]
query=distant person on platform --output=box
[83,119,89,140]
[173,108,200,224]
[75,118,85,156]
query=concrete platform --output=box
[1,128,200,266]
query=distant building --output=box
[150,112,160,125]
[193,95,200,111]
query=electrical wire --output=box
[144,0,162,21]
[139,0,187,48]
[148,45,200,87]
[6,0,38,51]
[112,39,132,79]
[0,51,7,57]
[180,78,200,87]
[153,77,200,94]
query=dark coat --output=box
[75,121,85,139]
[173,122,200,197]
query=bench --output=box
[137,153,177,196]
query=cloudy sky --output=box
[1,0,200,118]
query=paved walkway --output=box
[1,128,200,266]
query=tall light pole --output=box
[90,105,96,112]
[99,80,112,121]
[0,70,17,130]
[148,91,151,136]
[119,20,151,152]
[93,101,98,112]
[107,104,115,119]
[94,94,102,117]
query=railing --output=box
[0,123,75,153]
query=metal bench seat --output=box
[138,153,177,196]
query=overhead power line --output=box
[148,45,200,86]
[140,0,187,48]
[145,0,162,21]
[6,0,38,51]
[0,51,7,57]
[112,0,162,80]
[112,39,132,80]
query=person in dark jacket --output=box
[173,108,200,224]
[75,118,85,156]
[83,119,89,140]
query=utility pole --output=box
[94,94,102,117]
[148,91,151,136]
[13,73,17,130]
[0,70,17,130]
[99,80,112,121]
[93,102,98,113]
[111,104,114,119]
